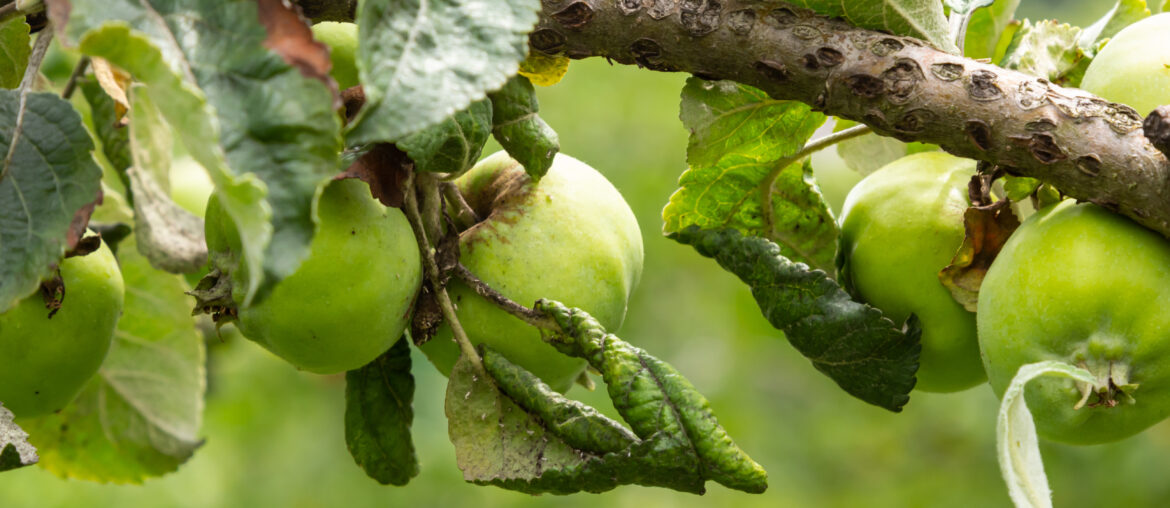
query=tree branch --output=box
[294,0,1170,237]
[1144,106,1170,160]
[451,263,558,330]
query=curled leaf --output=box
[537,300,769,494]
[0,403,38,472]
[488,75,558,179]
[670,227,920,412]
[939,199,1021,311]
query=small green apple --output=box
[1080,13,1170,115]
[838,152,983,393]
[170,156,214,218]
[311,21,360,91]
[0,239,124,418]
[204,179,422,374]
[420,151,644,393]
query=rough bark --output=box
[297,0,1170,238]
[1144,106,1170,160]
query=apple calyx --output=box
[187,268,238,324]
[1073,360,1138,410]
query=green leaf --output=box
[449,341,762,495]
[482,349,637,455]
[52,0,344,306]
[0,90,103,313]
[666,78,834,272]
[998,20,1087,85]
[944,0,994,14]
[792,0,958,53]
[344,338,419,486]
[0,404,37,472]
[1003,175,1041,202]
[345,0,540,145]
[670,227,921,412]
[996,361,1096,508]
[79,77,131,181]
[0,16,30,89]
[538,300,769,494]
[1078,0,1150,50]
[22,236,206,483]
[126,83,171,189]
[963,0,1021,60]
[398,99,492,175]
[488,75,559,179]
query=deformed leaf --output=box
[126,167,208,274]
[488,75,559,179]
[80,77,131,180]
[939,200,1021,311]
[345,0,539,145]
[666,78,835,272]
[448,349,714,495]
[345,338,419,486]
[998,19,1088,85]
[0,15,31,89]
[670,227,920,412]
[482,348,637,455]
[398,99,492,175]
[256,0,338,99]
[335,143,412,208]
[22,236,206,483]
[997,361,1096,508]
[792,0,958,53]
[0,403,37,472]
[0,90,103,313]
[537,300,769,494]
[51,0,344,306]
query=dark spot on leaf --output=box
[257,0,340,109]
[335,143,412,208]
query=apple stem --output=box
[441,182,479,231]
[403,172,485,373]
[451,263,559,330]
[61,57,91,100]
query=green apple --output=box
[204,179,422,374]
[170,156,215,218]
[1080,13,1170,115]
[838,152,984,393]
[0,239,124,418]
[420,151,644,393]
[979,201,1170,444]
[311,21,360,91]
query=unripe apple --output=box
[420,151,644,392]
[204,179,422,374]
[838,152,984,393]
[0,239,124,418]
[311,22,360,91]
[1080,13,1170,115]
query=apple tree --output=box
[1,0,1169,506]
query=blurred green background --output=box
[5,0,1169,506]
